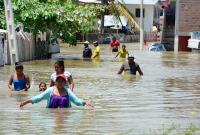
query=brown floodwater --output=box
[0,43,200,134]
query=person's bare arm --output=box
[50,80,55,87]
[118,65,124,74]
[93,52,99,59]
[25,75,30,91]
[20,99,32,107]
[68,76,74,91]
[8,75,13,91]
[137,66,143,76]
[115,52,119,58]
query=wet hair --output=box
[55,60,65,72]
[93,41,98,46]
[112,37,116,40]
[39,82,46,88]
[15,62,23,70]
[122,44,126,48]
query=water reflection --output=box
[121,73,141,82]
[9,91,30,102]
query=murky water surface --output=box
[0,43,200,134]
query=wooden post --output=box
[4,0,19,64]
[140,0,144,51]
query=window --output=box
[135,8,145,18]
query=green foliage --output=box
[0,0,103,45]
[0,0,6,29]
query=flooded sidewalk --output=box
[0,43,200,134]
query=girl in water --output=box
[8,62,30,91]
[50,60,74,91]
[20,74,92,108]
[39,82,47,91]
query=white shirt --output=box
[51,71,72,88]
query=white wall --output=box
[125,4,154,33]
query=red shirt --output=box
[110,40,120,48]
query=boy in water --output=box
[115,44,129,59]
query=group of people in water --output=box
[8,37,143,109]
[83,37,143,76]
[9,61,92,108]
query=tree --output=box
[0,0,103,45]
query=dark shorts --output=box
[112,48,118,52]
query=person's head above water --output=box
[84,41,89,48]
[84,41,89,45]
[55,60,65,74]
[93,41,98,46]
[15,62,23,70]
[56,74,67,89]
[128,54,135,64]
[112,36,116,41]
[122,44,126,49]
[15,62,24,75]
[39,82,47,91]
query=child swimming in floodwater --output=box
[20,74,92,108]
[39,82,47,91]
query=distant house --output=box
[174,0,200,52]
[161,0,200,52]
[118,0,159,33]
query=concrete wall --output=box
[125,4,154,32]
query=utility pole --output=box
[140,0,144,51]
[4,0,19,64]
[100,0,108,34]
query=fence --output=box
[87,32,158,44]
[0,32,53,66]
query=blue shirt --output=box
[13,79,26,91]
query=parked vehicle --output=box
[149,43,167,52]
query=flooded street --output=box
[0,43,200,134]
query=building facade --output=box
[174,0,200,51]
[121,0,159,33]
